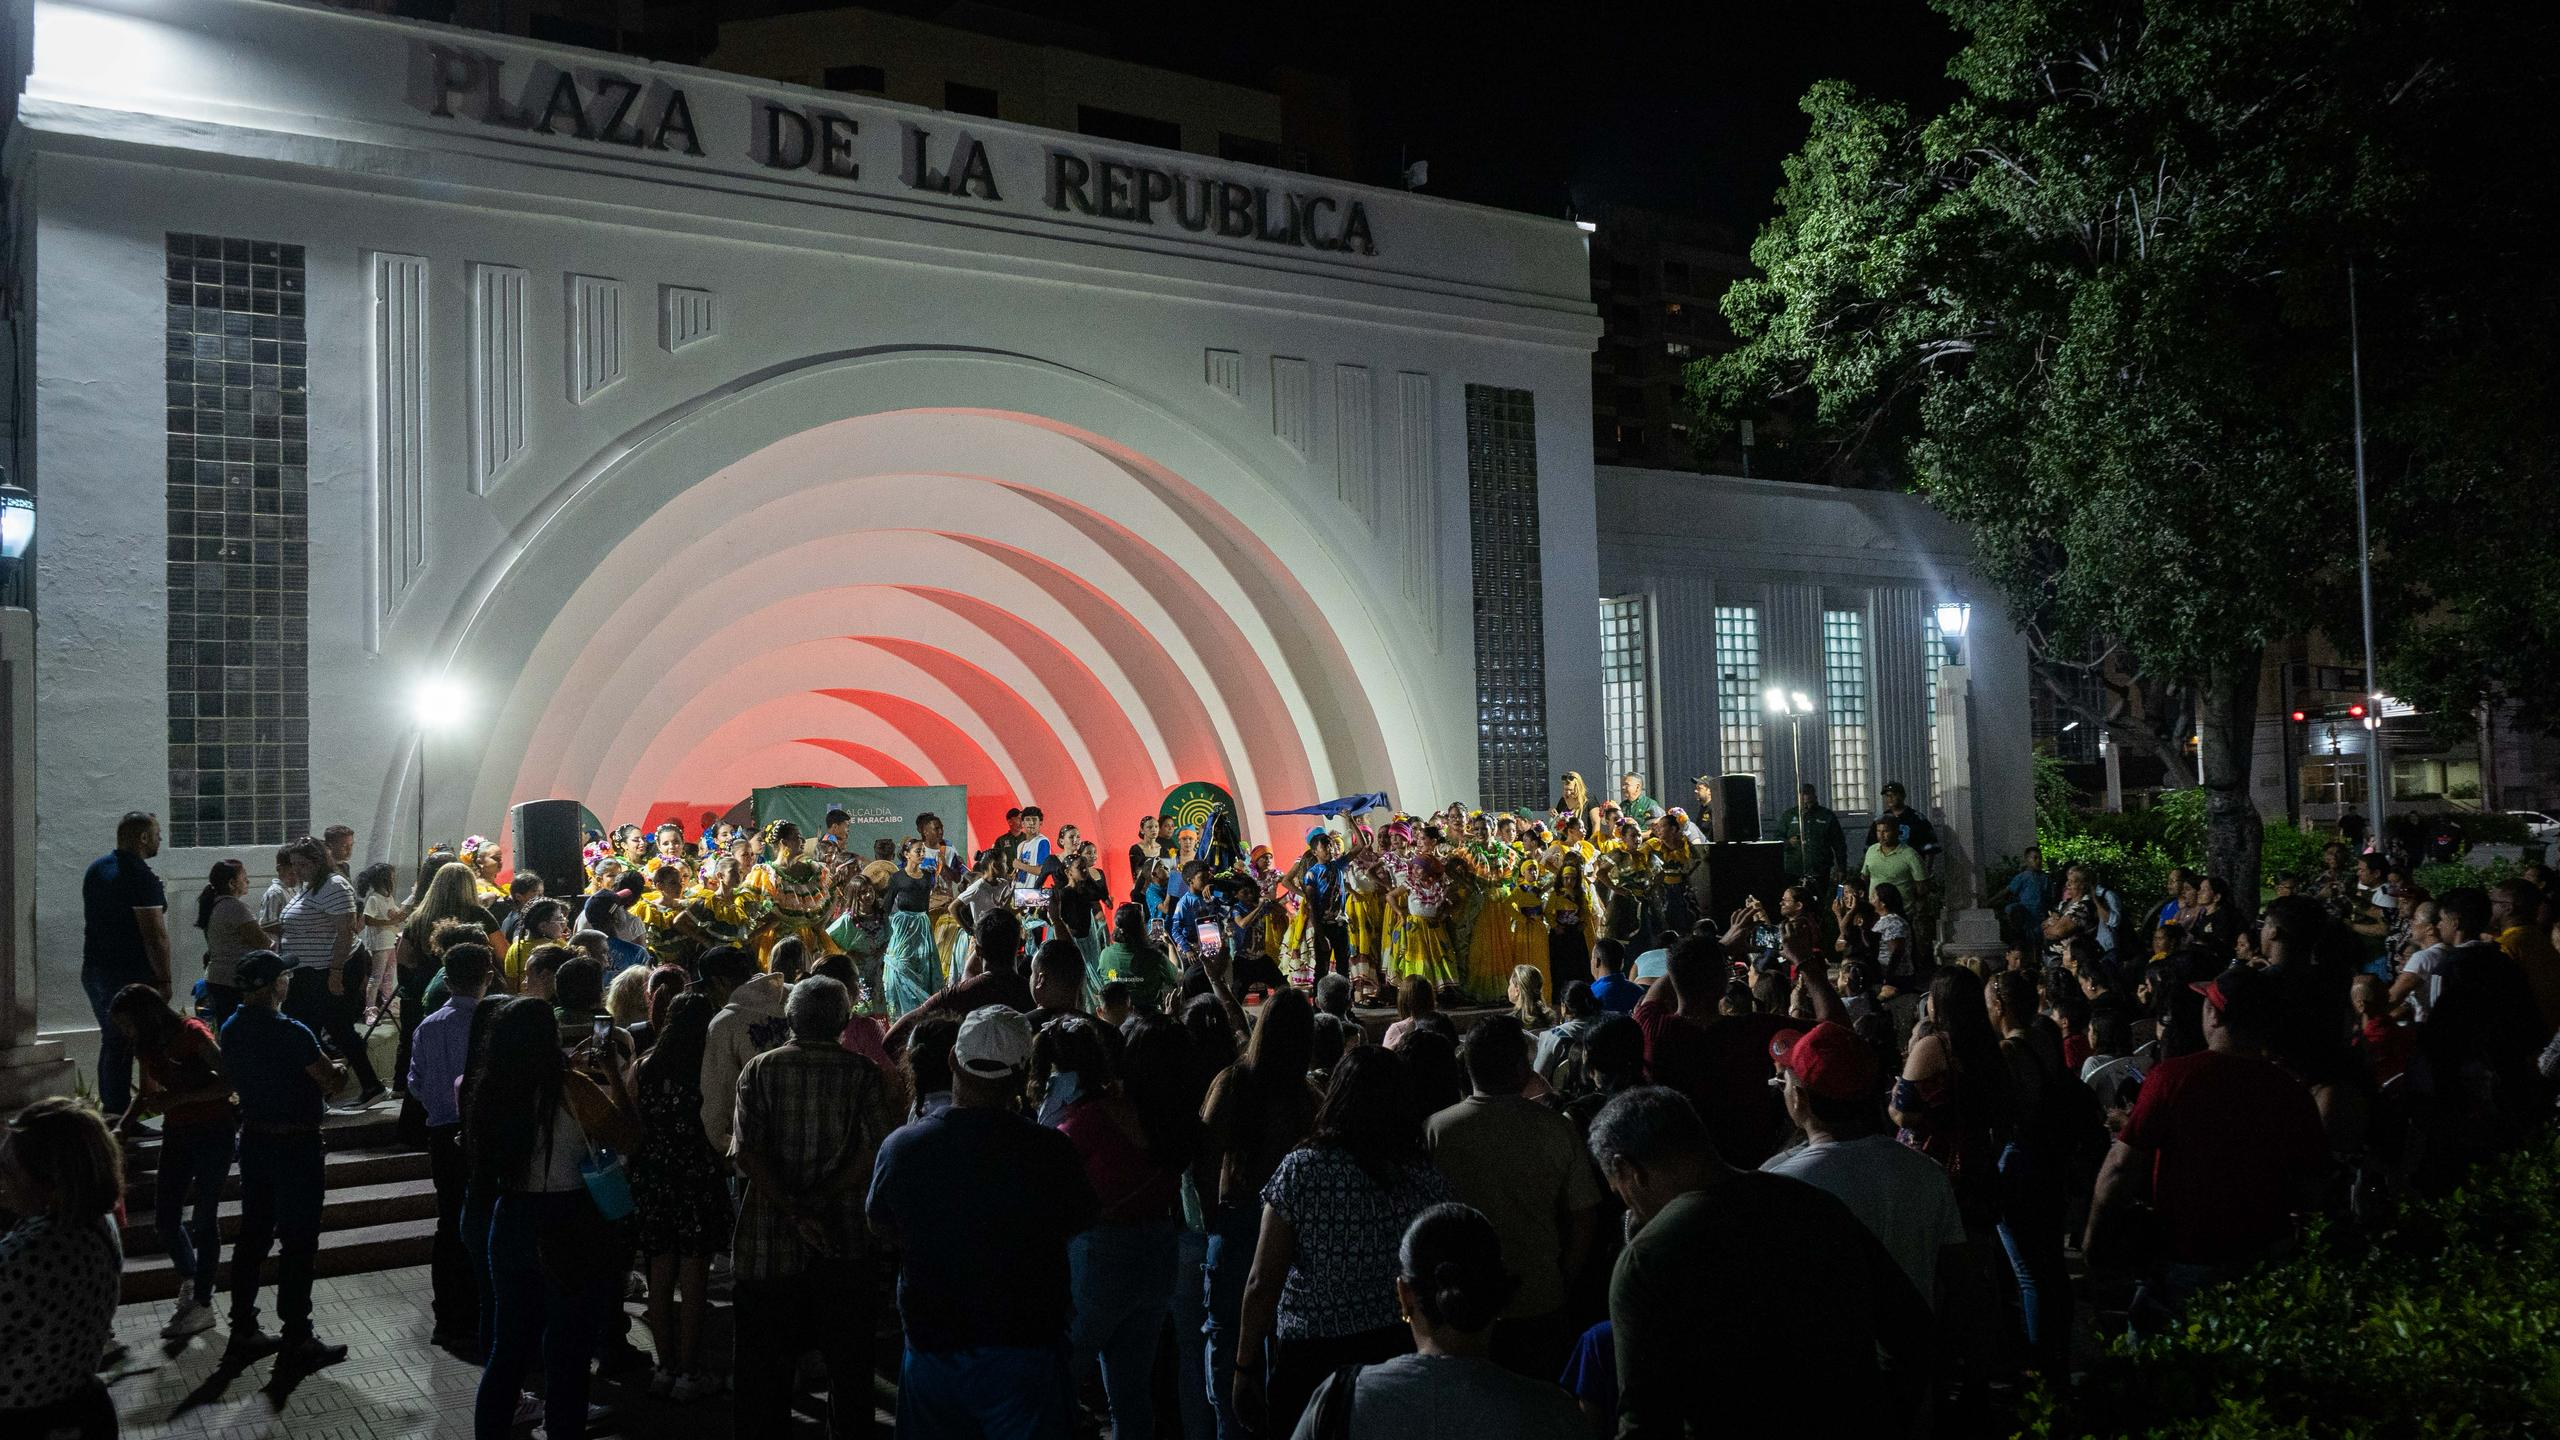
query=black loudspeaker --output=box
[511,799,586,902]
[1706,841,1786,919]
[1712,773,1761,843]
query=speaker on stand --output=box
[510,799,587,903]
[1711,773,1761,842]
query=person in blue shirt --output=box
[2000,844,2054,942]
[1588,939,1643,1014]
[1168,861,1222,965]
[82,811,172,1115]
[1286,829,1350,980]
[218,949,349,1371]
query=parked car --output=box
[2505,810,2560,842]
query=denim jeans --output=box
[1071,1220,1179,1440]
[1201,1203,1261,1440]
[156,1123,236,1307]
[898,1344,1074,1440]
[1172,1227,1215,1440]
[81,968,136,1114]
[474,1191,610,1440]
[1995,1143,2070,1371]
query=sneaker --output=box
[162,1299,218,1340]
[648,1367,677,1398]
[512,1391,545,1427]
[222,1328,283,1366]
[279,1333,349,1369]
[669,1372,713,1404]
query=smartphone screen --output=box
[591,1014,611,1043]
[1196,921,1223,956]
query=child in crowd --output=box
[2351,973,2414,1088]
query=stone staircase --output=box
[117,1106,437,1304]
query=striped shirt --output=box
[278,873,356,970]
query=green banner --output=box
[751,785,967,860]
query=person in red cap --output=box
[2082,962,2326,1332]
[1761,1022,1966,1308]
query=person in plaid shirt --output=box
[729,976,898,1438]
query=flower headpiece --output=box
[458,834,494,860]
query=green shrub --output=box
[2413,855,2523,899]
[2018,1136,2560,1438]
[2257,821,2332,888]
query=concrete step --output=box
[121,1141,430,1212]
[119,1175,439,1256]
[120,1214,439,1305]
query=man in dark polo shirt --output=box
[218,950,350,1370]
[82,811,172,1114]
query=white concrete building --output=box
[1,0,2025,1087]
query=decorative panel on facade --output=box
[660,284,716,352]
[165,233,310,849]
[1465,383,1549,812]
[1333,363,1374,525]
[1270,356,1311,455]
[370,252,428,639]
[469,263,528,493]
[567,273,626,402]
[1204,348,1243,401]
[1396,371,1438,648]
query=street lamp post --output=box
[0,475,34,609]
[1765,686,1816,879]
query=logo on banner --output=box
[1159,781,1237,848]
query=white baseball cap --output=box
[953,1006,1035,1078]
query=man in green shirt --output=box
[1587,1087,1927,1436]
[1617,772,1663,826]
[1860,818,1929,907]
[1777,785,1848,891]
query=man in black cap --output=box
[2081,963,2326,1332]
[218,949,350,1369]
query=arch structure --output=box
[424,348,1413,892]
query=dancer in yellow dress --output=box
[1386,822,1459,992]
[1342,823,1390,998]
[744,821,840,965]
[1465,825,1523,1002]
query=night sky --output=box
[945,0,1962,237]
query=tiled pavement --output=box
[100,1265,894,1439]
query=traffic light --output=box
[2289,708,2308,723]
[2347,702,2368,720]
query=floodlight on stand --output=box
[1764,686,1789,714]
[1789,690,1814,715]
[412,674,469,730]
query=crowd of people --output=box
[7,781,2557,1439]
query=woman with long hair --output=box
[353,862,408,1017]
[629,993,730,1402]
[880,839,945,1016]
[195,857,268,1027]
[395,861,497,1102]
[277,835,380,1106]
[1556,772,1591,825]
[0,1099,125,1438]
[466,996,641,1440]
[1233,1045,1454,1433]
[1381,975,1437,1049]
[1891,968,2016,1229]
[1297,1204,1583,1438]
[1057,1015,1198,1440]
[109,984,237,1340]
[1509,964,1554,1033]
[1199,989,1319,1437]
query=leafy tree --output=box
[1695,0,2560,898]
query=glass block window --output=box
[1924,611,1941,800]
[164,233,311,850]
[1465,384,1549,813]
[1599,597,1651,797]
[1714,605,1763,781]
[1822,607,1869,804]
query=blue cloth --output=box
[1264,794,1389,819]
[1561,1320,1616,1416]
[1589,973,1643,1015]
[1298,858,1343,918]
[81,848,167,981]
[2002,869,2054,923]
[406,994,479,1128]
[475,1190,610,1440]
[1170,891,1211,959]
[220,1004,327,1128]
[82,968,135,1115]
[883,910,944,1016]
[898,1343,1076,1440]
[867,1105,1099,1352]
[1202,1203,1259,1440]
[154,1123,234,1308]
